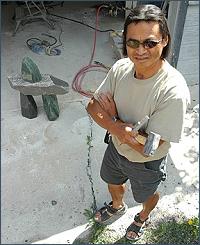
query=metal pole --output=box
[161,0,169,13]
[167,0,189,68]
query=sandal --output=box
[94,201,128,224]
[125,213,150,241]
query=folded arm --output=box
[86,92,155,156]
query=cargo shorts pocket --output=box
[144,156,167,181]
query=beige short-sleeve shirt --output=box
[94,58,191,162]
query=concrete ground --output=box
[1,2,199,244]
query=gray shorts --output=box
[100,140,167,203]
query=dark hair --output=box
[123,4,171,58]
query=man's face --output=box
[126,21,168,69]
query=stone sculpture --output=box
[8,57,69,120]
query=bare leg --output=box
[126,191,159,239]
[140,191,159,220]
[108,183,126,209]
[94,183,126,221]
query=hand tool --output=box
[144,132,161,156]
[132,115,149,131]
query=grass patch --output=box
[143,216,199,244]
[83,209,108,243]
[83,208,120,244]
[74,208,119,244]
[113,216,199,244]
[76,210,199,244]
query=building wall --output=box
[177,2,199,85]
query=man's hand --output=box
[109,121,139,145]
[95,92,140,145]
[87,96,146,156]
[121,125,140,145]
[96,92,117,118]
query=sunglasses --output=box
[126,39,162,49]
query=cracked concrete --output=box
[1,2,199,244]
[85,114,98,212]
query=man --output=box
[87,4,190,241]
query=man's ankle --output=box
[139,211,149,221]
[112,201,124,210]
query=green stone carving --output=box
[21,57,42,83]
[20,93,38,119]
[42,95,59,121]
[8,57,62,121]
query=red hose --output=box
[72,5,109,98]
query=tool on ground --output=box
[144,132,161,156]
[26,33,61,56]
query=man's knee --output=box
[133,190,160,204]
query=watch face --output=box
[112,116,118,122]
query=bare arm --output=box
[86,95,149,156]
[97,92,165,148]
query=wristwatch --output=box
[111,116,119,122]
